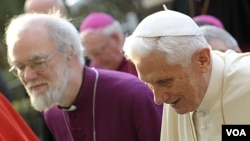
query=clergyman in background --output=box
[199,25,242,53]
[79,12,138,76]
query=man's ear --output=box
[193,48,211,73]
[111,32,124,46]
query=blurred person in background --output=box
[0,91,39,141]
[24,0,67,17]
[173,0,250,52]
[5,12,162,141]
[193,15,241,52]
[194,0,250,52]
[199,25,242,53]
[79,12,138,76]
[193,14,224,29]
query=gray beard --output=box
[29,63,71,112]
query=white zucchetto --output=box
[132,9,202,37]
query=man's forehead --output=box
[136,52,167,80]
[8,29,54,63]
[136,51,183,82]
[12,25,51,46]
[82,30,109,48]
[137,50,166,65]
[83,30,107,41]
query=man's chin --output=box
[30,94,54,112]
[31,101,55,112]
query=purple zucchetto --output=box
[193,15,224,29]
[80,12,115,32]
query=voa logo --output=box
[226,129,246,136]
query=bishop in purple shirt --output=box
[5,12,162,141]
[44,67,162,141]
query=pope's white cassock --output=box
[161,50,250,141]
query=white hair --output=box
[5,12,85,65]
[123,35,210,67]
[102,21,123,34]
[199,25,239,50]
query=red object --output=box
[0,93,39,141]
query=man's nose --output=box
[22,66,38,81]
[152,87,170,105]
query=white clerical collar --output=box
[58,105,77,111]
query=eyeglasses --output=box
[9,50,58,77]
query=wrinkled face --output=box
[136,50,210,114]
[81,30,123,70]
[8,27,71,111]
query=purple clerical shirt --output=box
[89,57,138,77]
[43,67,162,141]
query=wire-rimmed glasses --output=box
[9,50,58,77]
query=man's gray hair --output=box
[123,35,210,67]
[5,12,84,65]
[200,25,239,50]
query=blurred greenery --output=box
[0,0,24,69]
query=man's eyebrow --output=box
[29,55,45,60]
[11,54,45,65]
[155,77,172,83]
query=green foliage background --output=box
[0,0,24,69]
